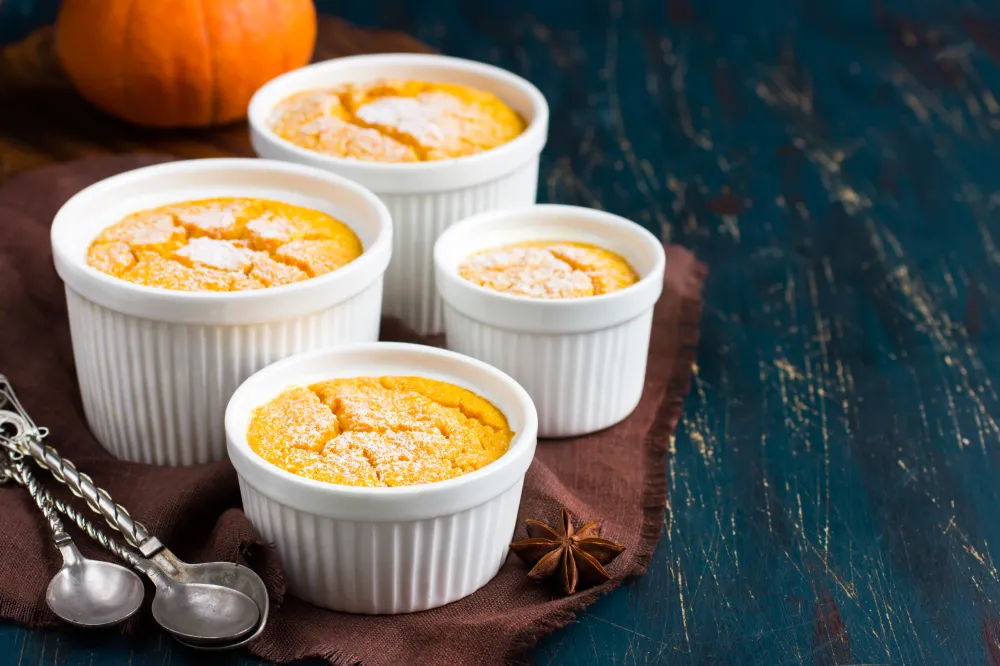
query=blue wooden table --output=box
[4,0,1000,663]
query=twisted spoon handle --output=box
[9,455,71,546]
[10,456,145,570]
[21,436,153,551]
[0,376,161,557]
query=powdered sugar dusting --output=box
[246,377,513,488]
[88,197,363,292]
[459,245,595,298]
[175,238,253,271]
[96,213,180,246]
[296,115,418,162]
[130,214,175,243]
[459,241,638,299]
[355,95,450,145]
[298,115,347,136]
[269,81,527,162]
[247,213,293,242]
[547,243,594,262]
[176,206,238,234]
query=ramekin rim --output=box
[50,157,394,305]
[225,342,539,501]
[246,52,550,175]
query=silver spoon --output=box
[0,410,263,646]
[14,460,262,647]
[29,446,267,646]
[1,452,144,628]
[0,379,268,648]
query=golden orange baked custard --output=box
[459,241,639,298]
[246,376,513,487]
[86,198,362,292]
[268,80,527,162]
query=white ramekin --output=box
[434,205,666,438]
[247,53,549,336]
[225,342,538,614]
[50,158,393,466]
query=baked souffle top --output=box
[86,198,362,292]
[268,79,526,162]
[246,376,513,488]
[458,241,639,298]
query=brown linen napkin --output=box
[0,154,705,665]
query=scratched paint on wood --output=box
[2,0,1000,664]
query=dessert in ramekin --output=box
[51,158,392,465]
[226,342,538,614]
[86,197,365,291]
[248,53,549,336]
[434,205,666,437]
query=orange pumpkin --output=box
[54,0,317,128]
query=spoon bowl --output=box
[169,559,269,602]
[145,551,270,647]
[0,381,269,649]
[0,440,147,632]
[45,545,145,628]
[150,578,260,643]
[170,572,270,650]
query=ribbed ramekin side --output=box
[66,278,383,465]
[380,160,539,336]
[442,306,654,437]
[238,476,525,614]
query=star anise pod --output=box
[509,508,625,595]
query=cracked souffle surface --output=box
[268,79,527,162]
[86,197,362,291]
[458,241,639,298]
[246,376,514,487]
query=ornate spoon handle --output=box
[20,435,153,551]
[4,454,71,547]
[0,375,161,556]
[6,454,145,571]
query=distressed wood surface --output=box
[3,0,1000,664]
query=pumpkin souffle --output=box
[268,80,526,162]
[246,377,513,487]
[458,241,639,298]
[86,198,362,291]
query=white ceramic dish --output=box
[50,158,393,465]
[225,342,538,614]
[247,53,549,336]
[434,204,666,437]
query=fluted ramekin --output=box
[434,205,666,438]
[50,158,393,466]
[247,53,549,336]
[225,342,538,614]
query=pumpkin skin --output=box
[54,0,317,128]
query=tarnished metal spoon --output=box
[6,452,262,646]
[1,452,144,628]
[0,377,268,648]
